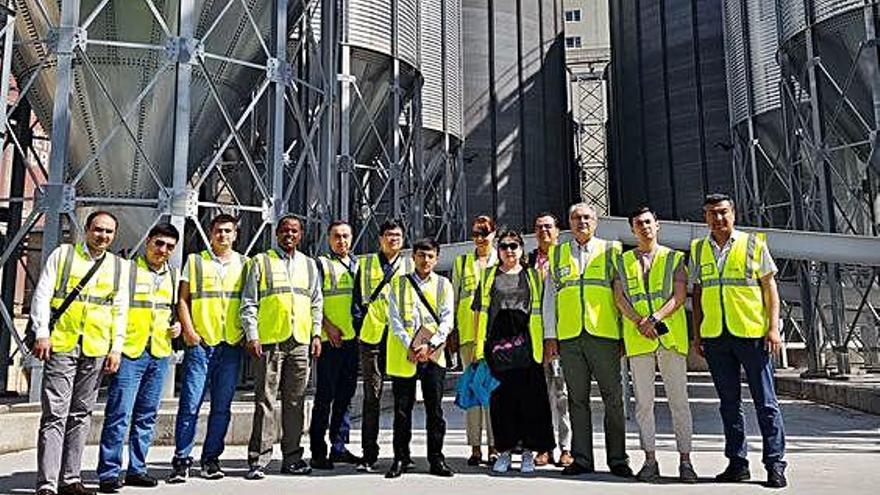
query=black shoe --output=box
[36,490,56,495]
[562,463,595,476]
[280,460,312,475]
[467,454,481,466]
[610,464,634,478]
[98,478,123,494]
[200,459,225,480]
[385,460,404,479]
[355,460,377,473]
[429,460,454,477]
[401,458,415,471]
[309,457,334,470]
[124,473,157,488]
[58,483,96,495]
[329,450,362,465]
[167,457,191,484]
[715,464,751,483]
[766,466,788,488]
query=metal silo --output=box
[462,0,574,229]
[607,0,733,221]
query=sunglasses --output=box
[498,242,520,251]
[472,229,492,238]
[152,239,177,250]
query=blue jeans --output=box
[703,333,787,470]
[309,340,359,459]
[97,353,169,481]
[173,343,243,462]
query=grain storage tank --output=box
[462,0,574,229]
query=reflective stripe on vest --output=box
[386,274,449,378]
[359,253,414,344]
[454,252,494,344]
[474,267,544,364]
[123,256,177,359]
[319,256,356,341]
[549,238,622,340]
[619,247,688,357]
[255,250,315,345]
[189,250,246,345]
[50,244,123,357]
[692,232,768,338]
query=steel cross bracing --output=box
[570,67,609,216]
[0,0,332,398]
[732,1,880,376]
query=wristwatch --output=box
[647,314,660,325]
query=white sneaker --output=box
[493,452,512,473]
[521,451,535,473]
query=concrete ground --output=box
[0,378,878,494]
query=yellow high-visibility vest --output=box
[188,250,246,345]
[319,255,356,341]
[123,256,178,359]
[253,250,315,345]
[692,232,769,338]
[453,252,496,344]
[549,238,622,340]
[359,253,414,344]
[50,243,124,356]
[619,246,689,357]
[474,267,544,364]
[386,273,450,378]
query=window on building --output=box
[565,36,582,49]
[565,9,582,22]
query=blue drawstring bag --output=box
[455,360,500,410]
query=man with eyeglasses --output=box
[31,211,128,495]
[528,212,572,468]
[452,215,498,466]
[97,223,181,493]
[354,219,414,472]
[542,203,631,478]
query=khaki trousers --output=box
[247,338,311,467]
[629,347,693,453]
[459,342,493,447]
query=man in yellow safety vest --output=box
[691,193,787,489]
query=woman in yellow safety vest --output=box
[472,229,554,474]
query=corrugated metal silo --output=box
[462,0,574,229]
[608,0,733,221]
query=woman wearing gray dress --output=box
[472,230,554,473]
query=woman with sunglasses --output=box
[472,229,554,474]
[453,215,499,465]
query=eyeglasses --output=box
[472,229,492,238]
[498,242,520,251]
[152,239,177,250]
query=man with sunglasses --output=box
[97,223,181,493]
[528,212,572,468]
[452,215,498,466]
[31,211,128,495]
[542,203,632,478]
[353,219,414,472]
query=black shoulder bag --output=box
[48,254,107,331]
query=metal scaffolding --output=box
[569,66,610,216]
[732,0,880,376]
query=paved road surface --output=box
[1,380,878,494]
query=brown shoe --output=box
[558,450,574,467]
[534,452,550,466]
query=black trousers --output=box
[391,362,446,463]
[309,340,359,459]
[359,341,385,463]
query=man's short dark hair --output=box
[327,220,351,233]
[209,213,238,231]
[627,205,657,226]
[412,236,439,254]
[704,193,734,209]
[534,211,559,227]
[379,218,406,235]
[85,210,118,230]
[147,222,180,241]
[276,214,303,232]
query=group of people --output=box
[29,192,789,495]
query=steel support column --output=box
[268,0,288,233]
